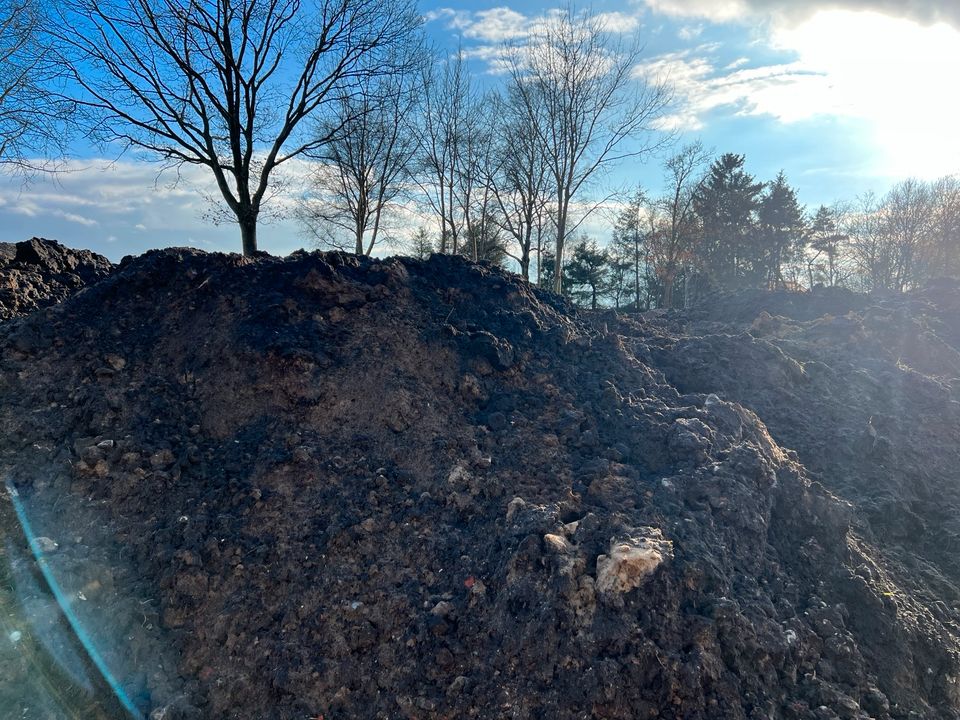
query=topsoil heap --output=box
[0,245,959,720]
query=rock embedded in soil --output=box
[595,528,672,602]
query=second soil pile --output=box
[1,249,958,720]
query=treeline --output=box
[418,145,959,310]
[4,1,956,301]
[291,17,959,306]
[295,7,670,296]
[2,0,670,293]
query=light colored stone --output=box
[505,496,525,521]
[596,528,672,600]
[32,536,58,554]
[104,354,127,371]
[430,600,454,617]
[544,533,571,553]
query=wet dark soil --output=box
[0,248,958,719]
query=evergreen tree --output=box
[565,238,610,310]
[807,205,846,287]
[757,171,807,287]
[461,212,508,266]
[693,153,763,289]
[409,227,435,260]
[606,243,634,309]
[539,252,558,292]
[610,189,650,311]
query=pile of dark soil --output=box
[679,285,872,325]
[0,238,113,321]
[1,250,958,720]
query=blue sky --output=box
[2,0,959,261]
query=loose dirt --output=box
[1,249,958,719]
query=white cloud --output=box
[425,5,645,73]
[53,210,99,227]
[644,0,746,23]
[462,7,529,41]
[0,159,311,259]
[641,0,960,28]
[596,11,642,33]
[423,8,451,22]
[677,24,704,40]
[637,10,960,177]
[771,10,960,176]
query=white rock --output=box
[596,529,672,600]
[543,533,571,553]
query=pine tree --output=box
[757,171,807,287]
[693,153,763,289]
[565,238,610,310]
[610,189,650,311]
[807,205,846,287]
[409,227,435,260]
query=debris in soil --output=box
[0,238,113,321]
[0,247,959,719]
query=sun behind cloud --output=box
[771,10,960,178]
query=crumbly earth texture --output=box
[0,249,958,720]
[0,238,113,321]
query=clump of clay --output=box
[596,528,672,602]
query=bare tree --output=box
[505,5,671,293]
[458,92,498,263]
[928,175,960,278]
[54,0,421,255]
[0,0,70,172]
[884,178,932,291]
[297,63,421,256]
[416,49,477,255]
[843,192,895,291]
[489,88,550,281]
[652,141,709,307]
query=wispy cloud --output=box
[425,6,646,73]
[677,24,705,40]
[641,0,960,28]
[0,159,310,259]
[636,48,820,130]
[53,210,99,227]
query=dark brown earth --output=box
[1,248,959,720]
[0,238,112,321]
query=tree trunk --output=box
[663,272,675,309]
[536,233,543,286]
[520,257,530,281]
[553,240,564,294]
[633,237,641,312]
[240,214,258,257]
[355,222,364,255]
[553,210,567,294]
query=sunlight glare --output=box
[771,10,960,178]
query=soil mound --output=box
[1,251,958,720]
[686,286,871,325]
[0,237,113,321]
